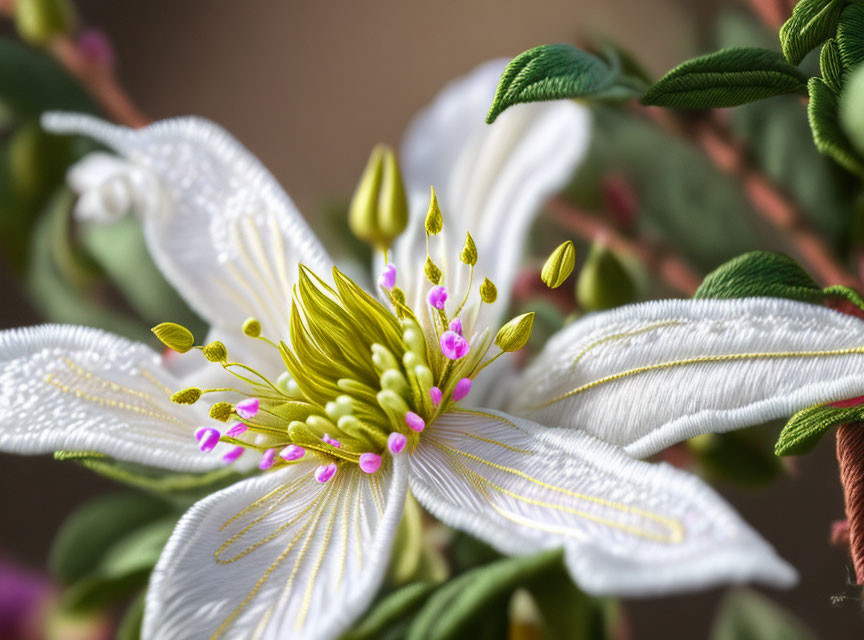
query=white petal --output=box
[410,409,796,596]
[0,325,220,471]
[508,298,864,458]
[143,456,408,640]
[43,113,331,341]
[392,59,591,332]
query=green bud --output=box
[576,242,636,312]
[348,145,408,249]
[171,387,202,405]
[495,312,535,352]
[209,402,234,422]
[424,186,443,235]
[242,317,261,338]
[460,231,478,266]
[480,277,498,303]
[201,341,227,362]
[541,240,576,289]
[152,322,194,353]
[15,0,75,46]
[424,257,442,284]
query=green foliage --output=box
[820,38,845,93]
[775,403,864,455]
[841,65,864,155]
[711,589,816,640]
[342,583,437,640]
[688,428,784,487]
[486,44,643,124]
[808,76,864,175]
[836,2,864,74]
[14,0,76,46]
[642,47,808,109]
[779,0,847,66]
[116,592,146,640]
[576,242,636,311]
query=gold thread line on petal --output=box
[571,320,686,366]
[369,474,385,516]
[354,475,365,571]
[448,408,527,433]
[220,473,311,532]
[140,367,173,396]
[244,217,286,319]
[449,430,535,455]
[335,470,356,590]
[216,482,309,555]
[61,357,159,403]
[268,213,294,309]
[532,346,864,410]
[426,437,683,540]
[233,219,283,332]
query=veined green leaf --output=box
[820,38,845,93]
[342,583,437,640]
[841,65,864,155]
[780,0,847,66]
[775,403,864,456]
[711,589,817,640]
[642,47,808,109]
[836,1,864,73]
[808,76,864,175]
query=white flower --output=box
[0,60,859,639]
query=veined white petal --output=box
[42,112,331,343]
[143,456,408,640]
[392,59,590,333]
[410,409,795,596]
[0,325,220,471]
[507,298,864,458]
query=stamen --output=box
[388,432,407,453]
[429,386,443,406]
[222,446,244,464]
[322,433,343,448]
[225,422,248,438]
[315,463,338,484]
[405,411,426,432]
[259,448,277,470]
[453,377,472,401]
[236,398,260,420]
[280,444,306,461]
[449,318,463,336]
[195,427,221,453]
[440,330,470,360]
[359,452,382,473]
[378,263,397,289]
[427,285,448,310]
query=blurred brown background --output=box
[1,0,861,637]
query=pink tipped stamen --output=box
[429,386,443,406]
[315,463,338,483]
[449,318,463,336]
[427,285,448,310]
[236,398,260,420]
[359,452,382,474]
[378,263,397,290]
[279,444,306,461]
[226,422,248,438]
[453,377,472,401]
[322,433,343,448]
[388,432,407,454]
[195,427,221,453]
[405,411,426,432]
[259,448,277,470]
[222,445,244,464]
[440,330,470,360]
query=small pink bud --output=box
[279,444,306,461]
[222,445,244,464]
[427,285,448,310]
[225,422,248,438]
[359,452,382,473]
[378,263,397,289]
[388,432,407,454]
[195,427,221,453]
[322,433,343,448]
[449,318,463,336]
[440,330,470,360]
[259,448,277,470]
[405,411,426,432]
[453,377,472,401]
[236,398,259,419]
[315,463,338,483]
[77,29,116,71]
[429,386,443,406]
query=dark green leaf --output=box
[711,588,816,640]
[117,592,146,640]
[775,403,864,455]
[486,44,642,124]
[808,76,864,175]
[342,583,437,640]
[836,2,864,73]
[689,427,784,487]
[841,66,864,156]
[695,251,822,301]
[780,0,847,65]
[642,47,808,109]
[820,38,845,93]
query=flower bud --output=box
[424,257,442,284]
[495,313,535,352]
[242,317,261,338]
[202,341,227,362]
[209,402,234,422]
[171,387,202,405]
[424,186,444,235]
[152,322,194,353]
[460,231,478,266]
[576,242,636,312]
[541,240,575,289]
[348,145,408,249]
[15,0,76,46]
[480,278,498,303]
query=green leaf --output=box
[780,0,847,66]
[486,44,642,124]
[775,403,864,455]
[695,251,823,301]
[820,38,845,93]
[836,2,864,73]
[841,65,864,156]
[342,583,437,640]
[689,427,784,487]
[49,491,172,584]
[711,589,817,640]
[117,592,146,640]
[642,47,808,109]
[808,76,864,175]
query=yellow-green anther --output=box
[209,402,234,422]
[403,351,421,371]
[402,327,426,359]
[424,186,443,235]
[242,317,261,338]
[288,421,323,448]
[276,372,304,399]
[202,341,227,362]
[460,231,478,266]
[338,416,389,447]
[152,322,194,353]
[348,145,408,249]
[391,288,406,306]
[381,369,411,399]
[377,389,412,416]
[414,364,434,391]
[307,415,339,434]
[541,240,576,289]
[424,257,442,284]
[495,312,535,352]
[15,0,75,47]
[576,242,636,312]
[371,344,400,373]
[480,278,498,303]
[325,395,355,421]
[171,387,202,405]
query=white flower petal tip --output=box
[143,457,408,640]
[0,324,219,472]
[409,409,796,597]
[509,297,864,458]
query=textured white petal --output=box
[411,409,796,596]
[508,298,864,458]
[392,59,590,333]
[143,456,408,640]
[0,325,220,471]
[43,113,331,342]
